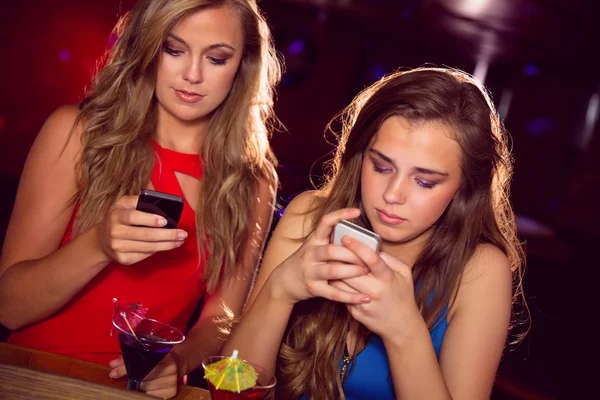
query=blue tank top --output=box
[340,306,448,400]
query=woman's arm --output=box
[384,244,513,400]
[0,105,187,330]
[175,173,280,376]
[0,106,111,329]
[222,194,370,374]
[220,191,316,373]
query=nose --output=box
[383,175,408,205]
[183,58,203,84]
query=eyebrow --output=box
[167,34,236,51]
[369,149,449,177]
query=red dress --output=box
[8,141,206,365]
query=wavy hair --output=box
[72,0,281,291]
[277,67,526,399]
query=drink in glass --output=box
[202,356,276,400]
[113,317,185,390]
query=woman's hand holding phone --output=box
[270,208,372,306]
[333,236,419,341]
[96,195,188,265]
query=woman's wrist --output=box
[264,267,296,307]
[79,224,112,268]
[381,307,428,350]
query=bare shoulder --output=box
[0,105,84,273]
[463,243,512,284]
[47,104,80,124]
[33,104,84,157]
[244,190,322,308]
[449,243,513,320]
[275,190,322,240]
[42,104,82,137]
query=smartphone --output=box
[136,189,184,229]
[331,219,382,252]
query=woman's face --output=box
[155,5,244,123]
[360,116,463,247]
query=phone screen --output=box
[136,190,184,229]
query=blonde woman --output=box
[0,0,281,398]
[224,68,526,399]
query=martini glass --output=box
[113,315,185,391]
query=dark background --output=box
[2,1,598,398]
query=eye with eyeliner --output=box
[208,56,228,66]
[416,179,436,189]
[373,164,392,173]
[163,43,183,56]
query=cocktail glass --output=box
[113,315,185,391]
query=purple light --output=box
[287,40,305,56]
[277,207,286,219]
[523,64,539,77]
[525,117,553,136]
[281,74,293,87]
[59,49,71,63]
[370,65,386,81]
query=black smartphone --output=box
[136,189,184,229]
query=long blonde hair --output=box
[277,68,526,399]
[72,0,281,291]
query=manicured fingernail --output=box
[109,371,117,378]
[342,236,352,245]
[362,296,371,303]
[178,231,188,239]
[176,240,184,247]
[158,218,167,226]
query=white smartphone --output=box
[331,219,382,252]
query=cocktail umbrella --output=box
[204,350,258,393]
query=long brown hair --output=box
[72,0,282,291]
[277,67,526,399]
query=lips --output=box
[174,89,204,104]
[376,208,406,225]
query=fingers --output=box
[342,236,389,278]
[311,262,368,281]
[108,357,124,368]
[112,207,168,228]
[313,283,370,304]
[109,363,127,379]
[379,252,412,277]
[141,362,179,399]
[141,375,178,399]
[111,239,184,254]
[339,275,377,297]
[109,224,187,242]
[144,359,177,381]
[312,208,361,243]
[330,279,359,293]
[314,244,366,266]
